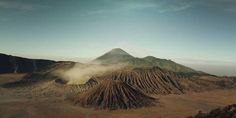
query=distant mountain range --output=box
[0,48,200,74]
[94,48,197,73]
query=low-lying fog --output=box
[175,59,236,76]
[59,63,125,85]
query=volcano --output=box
[92,67,184,95]
[94,48,197,73]
[94,48,134,64]
[72,79,156,110]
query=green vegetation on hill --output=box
[143,56,196,73]
[94,48,197,73]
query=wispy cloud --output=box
[192,0,236,12]
[85,0,236,15]
[85,0,194,15]
[87,1,159,15]
[158,2,192,13]
[0,1,49,11]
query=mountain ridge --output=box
[1,48,201,74]
[0,53,77,74]
[0,53,56,73]
[94,48,198,73]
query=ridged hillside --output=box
[92,67,184,95]
[72,79,156,110]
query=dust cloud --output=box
[61,63,125,85]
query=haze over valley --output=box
[0,0,236,118]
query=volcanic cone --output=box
[73,79,156,110]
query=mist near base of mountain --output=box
[175,59,236,76]
[188,64,236,76]
[60,63,125,85]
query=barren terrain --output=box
[1,74,236,118]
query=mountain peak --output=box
[107,48,131,56]
[144,56,157,59]
[94,48,133,63]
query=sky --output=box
[0,0,236,76]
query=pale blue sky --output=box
[0,0,236,75]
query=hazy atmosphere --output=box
[0,0,236,76]
[1,1,236,118]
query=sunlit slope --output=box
[94,48,197,73]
